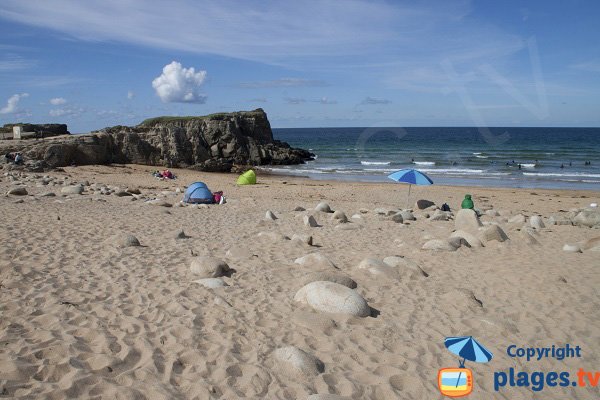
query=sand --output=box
[1,164,599,399]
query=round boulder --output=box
[315,202,333,213]
[422,239,457,251]
[415,199,435,210]
[529,215,545,229]
[190,256,231,278]
[455,209,482,232]
[120,234,141,247]
[7,187,28,196]
[301,270,357,289]
[273,346,324,377]
[294,281,370,317]
[61,185,84,195]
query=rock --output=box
[430,209,450,221]
[509,214,526,224]
[126,187,141,195]
[294,206,306,211]
[114,190,132,197]
[7,187,27,196]
[120,234,141,247]
[315,202,333,213]
[390,213,404,223]
[448,236,470,248]
[415,199,435,210]
[450,230,484,248]
[331,210,348,223]
[190,257,231,278]
[359,208,369,214]
[265,210,278,220]
[301,271,357,289]
[39,192,56,197]
[563,244,582,253]
[351,214,362,219]
[529,215,545,229]
[174,229,189,239]
[480,225,509,242]
[581,237,600,251]
[455,209,482,232]
[399,210,415,221]
[295,253,337,269]
[548,216,572,226]
[519,230,540,245]
[573,210,600,228]
[294,281,370,317]
[193,278,228,288]
[334,223,361,230]
[373,208,388,215]
[273,346,324,377]
[422,239,457,251]
[486,209,500,217]
[61,185,84,195]
[13,199,24,204]
[291,234,313,246]
[356,258,400,279]
[382,256,426,277]
[304,215,319,227]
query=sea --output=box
[268,127,600,190]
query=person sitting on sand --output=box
[461,194,474,209]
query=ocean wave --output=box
[413,161,435,165]
[361,161,391,166]
[520,163,536,168]
[419,168,485,175]
[475,155,488,159]
[472,152,482,155]
[523,172,600,178]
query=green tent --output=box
[237,169,257,185]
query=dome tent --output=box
[237,169,257,185]
[183,182,213,204]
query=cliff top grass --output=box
[138,109,265,127]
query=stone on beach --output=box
[448,236,470,248]
[257,231,290,242]
[382,256,424,277]
[455,209,482,232]
[291,234,313,246]
[519,230,540,245]
[120,234,141,247]
[480,225,509,242]
[422,239,458,251]
[301,270,357,289]
[174,229,189,239]
[331,210,348,223]
[114,190,133,197]
[562,244,582,253]
[415,199,435,210]
[573,210,600,228]
[273,346,324,377]
[390,213,404,223]
[295,253,337,269]
[357,258,401,279]
[193,278,229,288]
[61,185,84,195]
[399,210,416,221]
[304,215,319,227]
[430,209,451,221]
[294,206,306,211]
[190,256,231,278]
[450,230,484,248]
[529,215,545,229]
[265,210,278,220]
[294,281,370,317]
[148,199,172,207]
[7,187,28,196]
[315,202,333,213]
[548,216,572,226]
[486,209,500,217]
[581,237,600,251]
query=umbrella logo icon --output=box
[438,336,493,397]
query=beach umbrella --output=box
[444,336,493,389]
[387,168,433,208]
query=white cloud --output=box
[49,107,83,117]
[127,90,135,99]
[50,97,66,105]
[152,61,207,103]
[0,93,28,114]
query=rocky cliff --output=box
[0,109,313,171]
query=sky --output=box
[0,0,599,133]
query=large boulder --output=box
[61,185,84,195]
[529,215,545,229]
[480,225,509,242]
[455,209,482,232]
[301,271,357,289]
[190,256,231,278]
[582,237,600,251]
[294,281,370,317]
[415,199,435,210]
[573,210,600,228]
[273,346,324,377]
[422,239,458,251]
[7,187,27,196]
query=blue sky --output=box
[0,0,599,133]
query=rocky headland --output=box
[0,109,313,171]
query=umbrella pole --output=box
[455,357,466,387]
[406,184,412,209]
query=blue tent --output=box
[183,182,213,204]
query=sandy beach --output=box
[1,164,599,399]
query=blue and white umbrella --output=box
[444,336,493,366]
[444,336,493,389]
[387,169,433,208]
